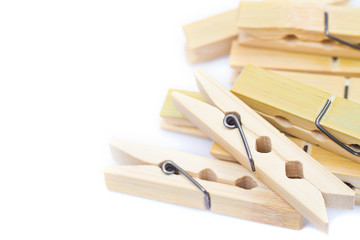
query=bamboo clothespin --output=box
[230,69,360,107]
[170,69,355,231]
[237,1,360,47]
[230,69,354,95]
[160,89,360,204]
[230,42,360,76]
[231,65,360,163]
[105,138,303,229]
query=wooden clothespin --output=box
[231,65,360,163]
[170,69,355,231]
[237,1,360,49]
[230,69,360,104]
[105,137,303,229]
[160,89,360,204]
[230,42,360,76]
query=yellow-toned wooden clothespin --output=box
[230,42,360,76]
[105,137,303,229]
[170,69,355,232]
[231,65,360,163]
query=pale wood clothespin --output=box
[230,69,360,104]
[170,69,355,232]
[105,138,303,229]
[230,41,360,76]
[232,1,360,75]
[231,65,360,163]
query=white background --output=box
[0,0,359,239]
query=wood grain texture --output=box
[183,9,238,63]
[106,138,303,229]
[161,119,207,138]
[231,69,349,97]
[171,69,355,231]
[270,70,346,97]
[232,69,360,106]
[230,42,360,76]
[237,30,360,59]
[237,2,360,44]
[232,65,360,162]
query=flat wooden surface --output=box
[270,70,346,97]
[231,69,349,98]
[230,42,360,76]
[232,69,360,105]
[106,138,303,229]
[232,65,360,162]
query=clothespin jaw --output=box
[171,69,355,232]
[105,138,303,229]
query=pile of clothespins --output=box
[105,0,360,233]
